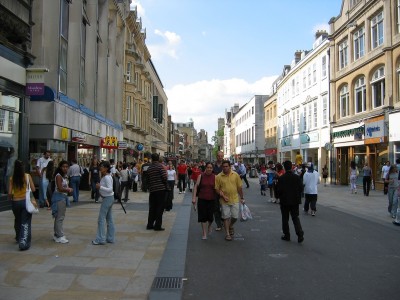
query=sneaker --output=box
[54,236,69,244]
[311,211,316,216]
[92,240,105,245]
[179,192,182,194]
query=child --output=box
[259,170,268,196]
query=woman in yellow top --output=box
[8,160,36,251]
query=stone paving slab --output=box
[0,187,184,300]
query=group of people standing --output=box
[8,151,118,250]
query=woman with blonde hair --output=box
[8,160,36,250]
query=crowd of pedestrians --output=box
[7,148,400,251]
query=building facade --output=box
[277,32,330,175]
[0,0,35,206]
[329,0,400,188]
[235,95,267,165]
[264,77,280,163]
[29,0,130,171]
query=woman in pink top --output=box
[192,162,216,240]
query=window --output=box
[296,77,299,95]
[340,85,349,118]
[339,40,348,69]
[308,67,311,86]
[322,95,328,126]
[371,67,385,108]
[303,70,306,90]
[292,111,296,133]
[355,77,366,113]
[350,0,361,8]
[291,79,295,96]
[322,55,327,78]
[313,101,317,128]
[126,62,131,82]
[308,104,312,130]
[353,27,365,60]
[397,65,400,103]
[397,0,400,33]
[134,102,138,126]
[59,0,69,93]
[371,11,384,49]
[0,110,5,131]
[125,96,131,122]
[303,106,307,131]
[80,20,86,102]
[313,63,317,83]
[296,109,300,132]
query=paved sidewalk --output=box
[0,188,184,300]
[0,178,396,300]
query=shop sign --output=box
[26,70,45,95]
[136,143,144,151]
[118,141,127,149]
[100,136,118,149]
[331,125,364,139]
[364,118,385,138]
[61,128,69,140]
[71,131,87,143]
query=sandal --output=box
[229,227,234,236]
[215,227,222,231]
[225,235,232,241]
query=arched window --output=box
[339,85,349,118]
[355,77,366,113]
[371,67,385,108]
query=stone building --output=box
[329,0,400,188]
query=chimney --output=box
[294,50,302,63]
[315,30,328,40]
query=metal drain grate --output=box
[152,277,183,289]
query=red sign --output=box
[100,136,118,149]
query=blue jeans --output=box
[95,195,115,243]
[42,177,49,204]
[388,188,398,216]
[70,176,81,202]
[38,177,45,206]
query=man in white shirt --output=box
[67,159,83,202]
[36,151,51,207]
[382,161,391,195]
[303,163,320,216]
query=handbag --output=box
[25,174,39,214]
[196,175,203,197]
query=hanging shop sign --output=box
[61,128,69,140]
[71,131,87,143]
[280,137,292,147]
[26,69,46,95]
[100,136,118,149]
[118,141,127,149]
[136,143,144,151]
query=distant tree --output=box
[211,127,224,157]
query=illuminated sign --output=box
[100,136,118,149]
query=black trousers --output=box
[12,200,32,250]
[241,174,249,187]
[304,194,318,212]
[177,174,186,192]
[280,204,303,238]
[147,190,166,229]
[363,176,371,196]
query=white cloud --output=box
[148,30,181,60]
[130,1,145,17]
[166,76,278,139]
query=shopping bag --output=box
[25,175,39,214]
[240,203,252,221]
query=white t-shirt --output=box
[167,169,176,181]
[382,165,390,179]
[36,157,51,175]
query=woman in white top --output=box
[166,163,177,211]
[349,161,358,194]
[92,161,115,245]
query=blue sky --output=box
[130,0,343,139]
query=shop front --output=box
[332,115,388,189]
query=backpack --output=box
[267,172,275,186]
[112,175,121,200]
